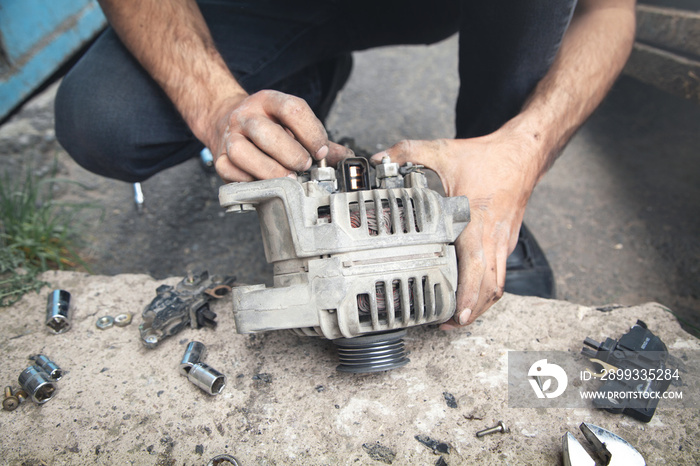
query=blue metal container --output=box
[0,0,106,120]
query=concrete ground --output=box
[0,271,698,465]
[0,34,699,464]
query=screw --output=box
[476,421,509,438]
[3,386,19,411]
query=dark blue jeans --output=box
[55,0,577,182]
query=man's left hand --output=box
[370,131,541,329]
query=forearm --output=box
[97,0,247,147]
[503,0,636,189]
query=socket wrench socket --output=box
[45,289,71,334]
[30,355,63,381]
[180,341,207,376]
[187,363,226,395]
[19,365,58,404]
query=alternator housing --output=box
[219,158,469,341]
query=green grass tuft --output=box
[0,164,100,306]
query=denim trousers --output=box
[55,0,577,183]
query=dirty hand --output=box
[370,132,541,328]
[209,90,353,182]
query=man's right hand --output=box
[209,90,353,182]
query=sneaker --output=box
[504,223,555,298]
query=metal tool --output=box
[29,355,63,381]
[179,341,207,376]
[18,366,58,404]
[133,182,144,213]
[45,289,71,334]
[187,363,226,395]
[139,271,236,348]
[562,422,645,466]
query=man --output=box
[55,0,636,329]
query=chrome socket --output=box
[45,289,71,334]
[29,355,63,381]
[180,341,207,376]
[18,366,58,404]
[187,363,226,395]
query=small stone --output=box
[415,435,450,455]
[195,444,204,455]
[252,373,272,383]
[443,392,458,409]
[362,442,395,464]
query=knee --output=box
[55,72,134,181]
[55,70,195,183]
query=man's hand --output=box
[98,0,353,183]
[209,90,353,182]
[371,129,540,329]
[368,0,635,329]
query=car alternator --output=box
[219,156,470,373]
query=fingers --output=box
[216,133,298,182]
[237,116,313,172]
[325,141,355,166]
[260,91,329,162]
[370,140,446,173]
[441,216,509,331]
[217,90,352,181]
[453,221,486,326]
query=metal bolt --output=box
[3,386,19,411]
[476,421,509,438]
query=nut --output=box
[96,316,114,330]
[114,313,133,327]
